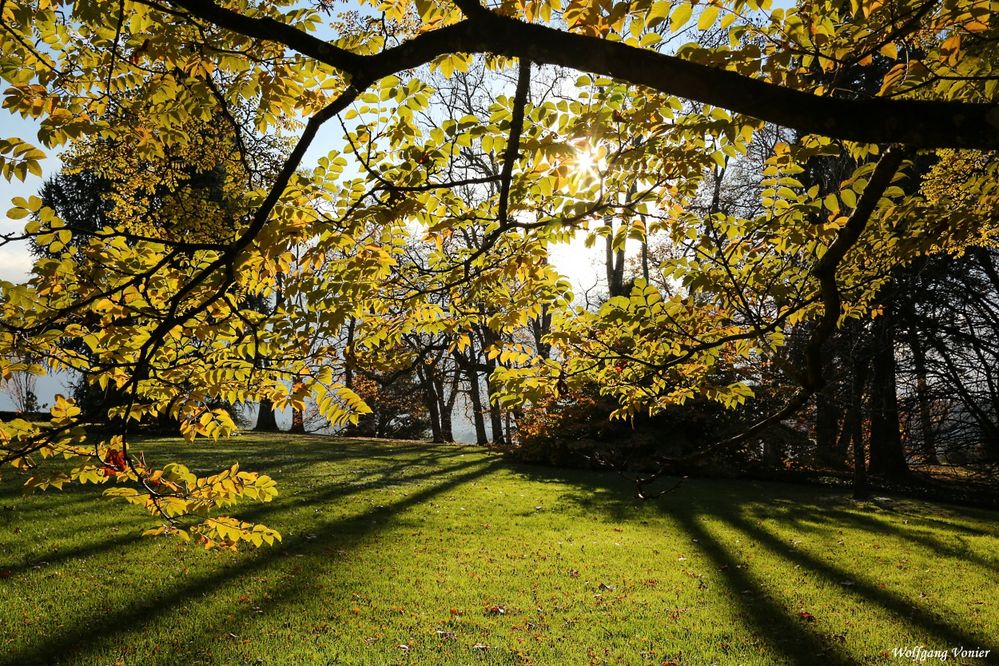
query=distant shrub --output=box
[512,382,805,474]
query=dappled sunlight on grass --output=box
[1,436,996,664]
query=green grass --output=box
[1,436,996,665]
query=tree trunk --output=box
[641,231,650,284]
[255,398,279,432]
[434,373,454,442]
[463,357,489,446]
[344,316,356,390]
[604,217,626,298]
[376,403,388,438]
[815,387,844,467]
[289,380,305,434]
[868,313,908,478]
[290,407,305,434]
[485,369,505,445]
[531,304,552,360]
[481,327,506,446]
[762,438,783,469]
[443,363,461,442]
[909,327,939,464]
[418,364,444,443]
[850,355,870,499]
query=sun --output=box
[573,143,606,179]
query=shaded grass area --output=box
[0,435,996,665]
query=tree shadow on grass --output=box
[135,435,478,477]
[671,510,856,665]
[752,499,999,575]
[511,462,998,662]
[715,508,994,652]
[6,445,996,664]
[0,451,500,666]
[0,443,495,578]
[0,437,486,554]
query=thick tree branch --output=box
[497,58,531,225]
[168,0,998,149]
[164,0,365,74]
[456,18,996,149]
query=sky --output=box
[0,114,54,283]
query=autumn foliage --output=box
[0,0,996,544]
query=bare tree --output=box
[2,358,40,413]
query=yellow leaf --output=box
[697,5,720,30]
[670,3,692,32]
[878,42,897,59]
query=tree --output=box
[0,0,996,547]
[33,119,283,427]
[1,356,41,414]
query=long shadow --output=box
[718,509,996,651]
[697,494,999,577]
[0,493,101,522]
[756,502,999,575]
[758,496,998,539]
[235,454,494,525]
[1,457,501,665]
[151,440,477,478]
[671,509,855,665]
[179,463,500,656]
[501,465,857,661]
[516,462,999,569]
[0,439,491,570]
[0,530,142,577]
[512,463,999,657]
[0,451,492,578]
[7,444,996,663]
[0,480,103,503]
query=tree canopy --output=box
[1,0,996,548]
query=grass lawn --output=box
[0,435,996,665]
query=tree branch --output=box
[497,58,531,225]
[167,0,998,149]
[620,145,908,497]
